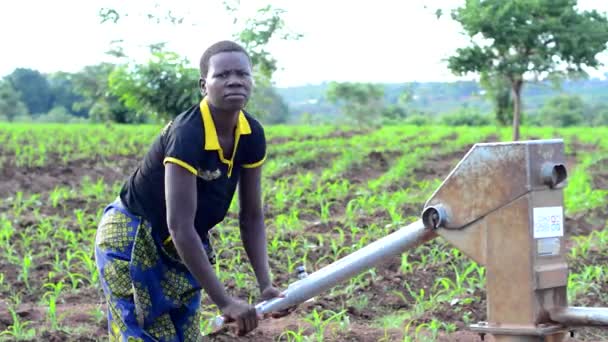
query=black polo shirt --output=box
[119,98,266,243]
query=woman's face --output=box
[202,51,253,112]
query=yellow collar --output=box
[200,97,251,150]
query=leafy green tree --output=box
[108,49,200,122]
[48,72,87,117]
[250,79,291,124]
[381,105,407,122]
[381,86,414,123]
[326,82,385,126]
[0,80,29,121]
[99,2,300,125]
[223,2,301,124]
[71,63,131,123]
[6,68,53,115]
[480,72,513,125]
[447,0,608,140]
[227,4,301,80]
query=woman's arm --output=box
[166,164,259,334]
[165,163,232,308]
[238,166,272,292]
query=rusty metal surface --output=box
[529,187,569,327]
[424,141,527,229]
[549,307,608,326]
[528,141,568,190]
[436,218,487,264]
[423,139,565,230]
[534,263,569,290]
[485,196,536,324]
[419,139,578,340]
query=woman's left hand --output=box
[260,286,283,301]
[260,286,295,318]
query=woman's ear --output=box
[199,77,206,96]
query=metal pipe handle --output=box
[550,306,608,326]
[210,219,434,332]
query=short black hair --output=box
[199,40,250,77]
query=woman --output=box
[94,40,282,341]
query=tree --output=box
[250,80,291,124]
[223,2,302,123]
[108,49,200,122]
[99,2,301,125]
[7,68,53,115]
[0,80,29,121]
[71,63,131,123]
[447,0,608,140]
[48,72,87,117]
[480,72,513,125]
[382,86,413,123]
[325,82,385,126]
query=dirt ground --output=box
[0,136,607,341]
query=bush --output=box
[539,95,585,127]
[402,114,434,126]
[592,109,608,126]
[440,108,492,126]
[381,105,408,121]
[35,106,89,123]
[12,114,33,122]
[525,112,543,126]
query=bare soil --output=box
[0,153,139,198]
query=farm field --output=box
[0,123,606,342]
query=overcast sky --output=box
[2,0,608,87]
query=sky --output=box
[2,0,608,88]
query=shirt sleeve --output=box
[162,123,201,176]
[242,122,266,169]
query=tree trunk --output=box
[511,79,523,141]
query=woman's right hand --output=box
[220,297,260,336]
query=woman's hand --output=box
[260,285,283,301]
[220,297,260,336]
[260,286,296,318]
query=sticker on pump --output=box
[533,206,564,238]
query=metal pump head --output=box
[420,138,607,341]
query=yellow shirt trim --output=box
[242,154,266,168]
[163,157,197,175]
[199,97,252,177]
[200,97,251,151]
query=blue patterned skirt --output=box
[94,198,212,342]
